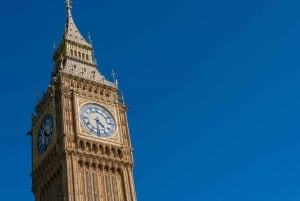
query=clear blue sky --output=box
[1,0,300,200]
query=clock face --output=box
[80,103,116,138]
[37,114,54,154]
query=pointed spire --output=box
[120,90,125,104]
[66,0,72,12]
[88,32,92,44]
[63,0,91,47]
[52,0,116,88]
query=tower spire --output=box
[52,0,116,87]
[62,0,90,47]
[66,0,72,15]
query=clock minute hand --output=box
[95,118,104,137]
[95,117,104,128]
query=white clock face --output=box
[80,103,116,138]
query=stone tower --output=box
[30,1,137,201]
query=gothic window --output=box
[105,147,110,156]
[92,172,98,201]
[81,68,86,75]
[99,145,104,155]
[111,175,118,201]
[92,144,98,153]
[117,149,123,159]
[79,169,84,200]
[105,174,112,201]
[86,142,91,152]
[79,141,84,150]
[85,171,91,201]
[111,148,116,158]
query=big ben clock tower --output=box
[30,1,137,201]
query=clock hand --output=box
[96,123,102,137]
[95,117,105,128]
[42,131,46,144]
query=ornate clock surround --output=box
[75,96,122,145]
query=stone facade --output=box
[30,1,137,201]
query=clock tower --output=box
[30,1,137,201]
